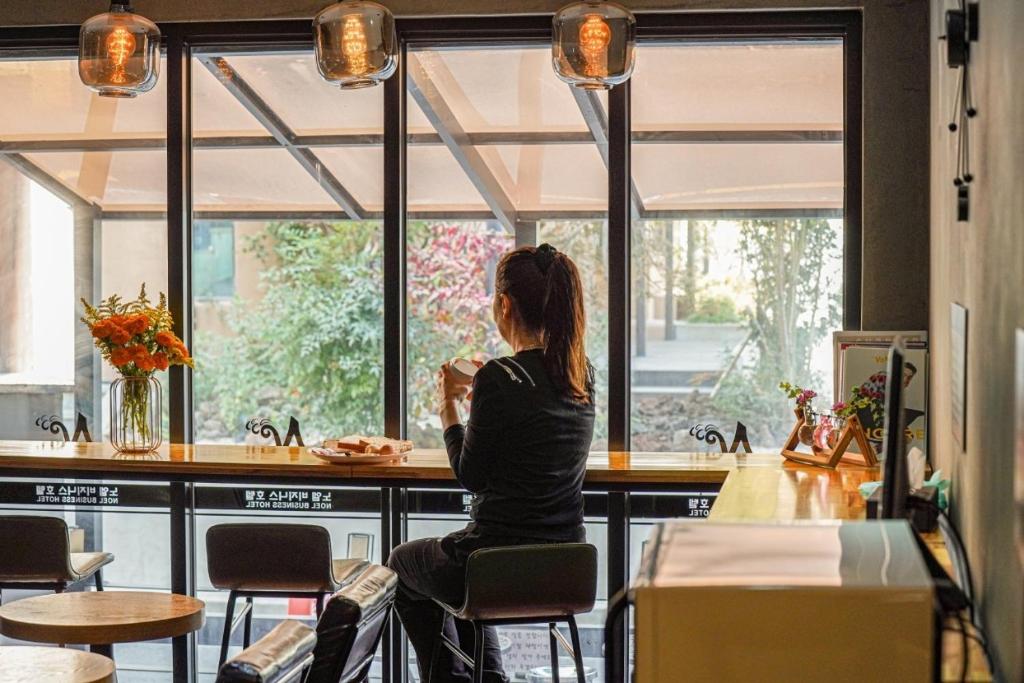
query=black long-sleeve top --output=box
[443,349,595,541]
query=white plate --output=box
[311,447,406,466]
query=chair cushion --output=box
[331,559,369,590]
[0,516,73,583]
[453,543,598,621]
[217,620,316,683]
[69,552,115,581]
[206,524,336,592]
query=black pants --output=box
[386,536,507,683]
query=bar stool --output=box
[0,516,113,600]
[434,544,597,683]
[206,523,370,667]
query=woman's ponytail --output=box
[495,244,592,403]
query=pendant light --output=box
[79,2,160,98]
[552,0,636,90]
[313,1,398,89]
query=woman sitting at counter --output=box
[387,243,596,683]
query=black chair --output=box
[433,543,598,683]
[206,523,370,667]
[216,619,317,683]
[0,516,113,600]
[216,563,398,683]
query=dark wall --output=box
[0,0,931,331]
[930,1,1024,680]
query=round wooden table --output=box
[0,591,204,659]
[0,646,116,683]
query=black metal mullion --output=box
[607,81,631,454]
[166,27,192,446]
[842,15,863,331]
[384,43,408,442]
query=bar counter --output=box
[0,441,985,681]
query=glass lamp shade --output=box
[313,0,398,89]
[552,0,636,90]
[79,3,161,98]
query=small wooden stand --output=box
[781,410,879,469]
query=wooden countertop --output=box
[0,440,788,488]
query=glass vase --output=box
[110,375,162,453]
[798,407,817,446]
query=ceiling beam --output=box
[406,52,518,233]
[0,129,844,154]
[197,55,365,220]
[571,88,647,221]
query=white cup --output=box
[449,357,479,384]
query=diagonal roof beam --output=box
[198,55,365,220]
[0,152,90,208]
[406,52,518,233]
[571,88,646,222]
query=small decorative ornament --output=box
[552,0,636,90]
[79,2,160,98]
[313,0,397,89]
[81,285,194,453]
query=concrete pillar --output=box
[0,162,31,374]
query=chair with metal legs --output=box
[432,543,598,683]
[0,516,113,601]
[206,523,370,667]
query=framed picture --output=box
[950,303,968,449]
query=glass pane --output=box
[408,48,591,134]
[191,48,385,448]
[229,52,387,135]
[629,40,845,452]
[631,42,844,131]
[490,144,607,212]
[24,150,167,209]
[633,143,843,212]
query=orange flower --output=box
[109,326,131,345]
[109,348,132,366]
[152,352,169,371]
[125,314,149,336]
[155,331,178,347]
[91,320,114,339]
[135,355,156,372]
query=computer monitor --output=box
[881,339,910,519]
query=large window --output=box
[189,49,385,445]
[405,45,610,448]
[0,53,168,441]
[628,40,846,451]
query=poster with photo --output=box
[839,345,929,457]
[832,331,928,403]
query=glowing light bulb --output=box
[579,13,611,78]
[342,14,369,76]
[104,26,136,84]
